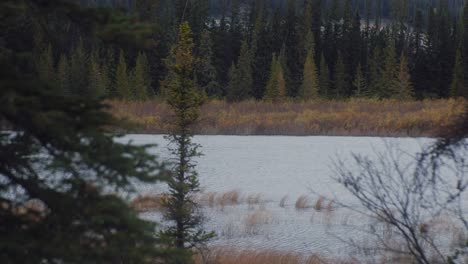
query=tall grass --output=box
[109,98,465,137]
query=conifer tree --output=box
[368,47,384,98]
[319,53,330,99]
[57,54,70,95]
[36,44,55,84]
[195,30,219,96]
[394,53,414,100]
[334,53,347,99]
[227,40,252,101]
[88,52,107,99]
[451,47,465,98]
[133,52,151,101]
[69,40,88,95]
[300,31,319,100]
[381,40,399,98]
[115,49,131,100]
[264,54,286,102]
[264,53,286,101]
[353,63,367,97]
[161,22,214,257]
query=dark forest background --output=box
[29,0,468,101]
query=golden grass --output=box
[193,248,361,264]
[130,194,171,212]
[109,98,466,137]
[295,195,311,209]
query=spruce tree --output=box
[381,40,399,98]
[451,47,465,98]
[161,22,214,257]
[57,53,70,95]
[394,53,414,100]
[69,40,88,96]
[195,30,219,96]
[319,53,330,99]
[300,31,319,100]
[36,44,55,84]
[353,63,367,97]
[133,52,151,101]
[264,53,286,101]
[115,49,131,100]
[88,52,107,99]
[227,40,252,101]
[334,53,347,99]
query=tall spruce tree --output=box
[227,40,253,101]
[57,54,70,95]
[353,63,367,97]
[195,30,219,97]
[115,49,131,100]
[133,52,151,101]
[88,52,107,99]
[451,47,466,98]
[319,53,330,98]
[381,40,399,98]
[334,53,347,99]
[300,31,319,100]
[264,53,287,101]
[161,22,214,257]
[394,53,414,100]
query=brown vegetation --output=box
[193,248,361,264]
[130,194,172,212]
[109,98,464,137]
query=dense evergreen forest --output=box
[33,0,468,101]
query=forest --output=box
[32,0,468,103]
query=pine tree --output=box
[36,44,55,84]
[227,40,252,101]
[162,22,214,256]
[319,53,330,99]
[353,63,366,97]
[69,40,88,95]
[300,31,319,100]
[133,52,151,101]
[380,40,399,98]
[394,53,414,100]
[451,47,465,98]
[368,47,384,98]
[115,49,131,100]
[334,53,347,99]
[57,53,70,95]
[264,53,286,101]
[195,30,219,96]
[88,52,106,99]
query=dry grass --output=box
[109,98,465,137]
[314,196,325,211]
[295,195,311,209]
[130,194,171,212]
[193,248,361,264]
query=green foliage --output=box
[0,1,173,263]
[264,54,287,101]
[300,48,320,100]
[319,53,330,98]
[227,40,253,101]
[162,21,214,254]
[334,53,347,99]
[133,52,151,101]
[195,30,219,96]
[88,52,107,99]
[116,49,131,100]
[381,40,399,99]
[395,53,414,100]
[353,63,366,97]
[451,47,465,98]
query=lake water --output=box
[121,135,466,261]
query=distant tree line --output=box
[35,0,468,101]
